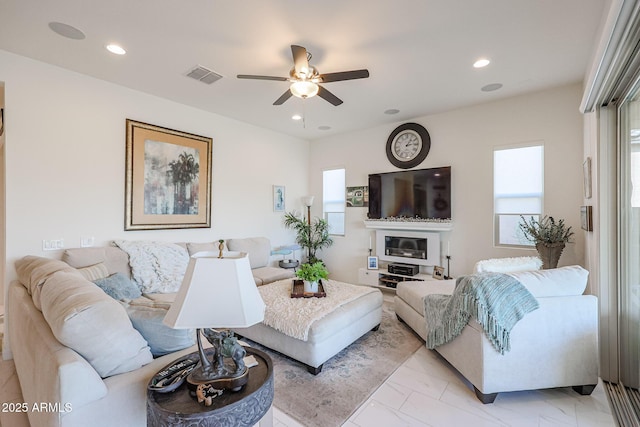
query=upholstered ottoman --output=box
[233,279,383,374]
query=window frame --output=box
[322,167,346,236]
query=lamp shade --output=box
[301,196,314,207]
[163,252,265,329]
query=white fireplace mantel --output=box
[363,220,453,232]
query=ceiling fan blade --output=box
[273,90,293,105]
[317,85,343,106]
[291,45,310,76]
[319,69,370,83]
[237,74,288,81]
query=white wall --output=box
[309,84,586,283]
[0,50,310,287]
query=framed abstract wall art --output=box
[125,119,212,230]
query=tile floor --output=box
[274,345,615,427]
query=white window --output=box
[494,144,544,246]
[323,168,345,236]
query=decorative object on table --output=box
[272,244,301,270]
[283,203,333,264]
[583,157,592,199]
[346,186,368,207]
[367,255,379,270]
[432,265,445,280]
[196,383,224,406]
[519,215,574,269]
[385,122,431,169]
[125,119,212,230]
[273,185,285,212]
[291,279,327,298]
[148,354,199,393]
[218,239,224,258]
[163,252,266,397]
[295,261,329,294]
[444,255,452,279]
[581,206,593,231]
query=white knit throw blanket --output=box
[258,279,377,341]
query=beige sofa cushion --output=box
[40,270,153,378]
[186,242,217,255]
[252,266,295,286]
[15,255,82,311]
[227,237,270,269]
[63,246,132,278]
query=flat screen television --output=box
[368,166,451,220]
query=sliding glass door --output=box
[618,87,640,388]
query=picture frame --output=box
[583,157,592,199]
[433,265,445,280]
[125,119,212,230]
[273,185,285,212]
[346,186,369,207]
[581,205,593,231]
[367,256,379,270]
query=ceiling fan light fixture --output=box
[290,81,319,99]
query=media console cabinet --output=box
[358,266,436,290]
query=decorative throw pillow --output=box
[78,262,110,281]
[473,256,542,274]
[15,256,82,311]
[113,240,189,294]
[124,302,195,357]
[93,273,142,301]
[39,270,153,378]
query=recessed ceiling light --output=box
[481,83,503,92]
[318,126,331,131]
[292,114,302,121]
[473,58,491,68]
[384,109,400,115]
[48,22,85,40]
[106,44,126,55]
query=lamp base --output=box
[186,363,249,393]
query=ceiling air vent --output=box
[186,65,223,85]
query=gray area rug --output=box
[246,300,423,427]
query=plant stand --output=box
[536,242,565,269]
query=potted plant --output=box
[295,261,329,293]
[519,215,574,269]
[283,211,333,264]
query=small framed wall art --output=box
[581,205,593,231]
[273,185,285,212]
[125,119,212,230]
[367,256,379,270]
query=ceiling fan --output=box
[237,45,369,106]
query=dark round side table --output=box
[147,347,274,427]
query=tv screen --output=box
[368,166,451,220]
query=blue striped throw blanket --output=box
[424,272,539,354]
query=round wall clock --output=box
[385,122,431,169]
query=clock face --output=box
[392,130,422,161]
[385,123,431,169]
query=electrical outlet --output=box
[80,236,95,247]
[42,239,64,251]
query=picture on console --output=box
[368,166,451,220]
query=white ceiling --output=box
[0,0,608,140]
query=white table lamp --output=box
[164,251,265,391]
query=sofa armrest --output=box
[436,294,599,395]
[8,282,107,424]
